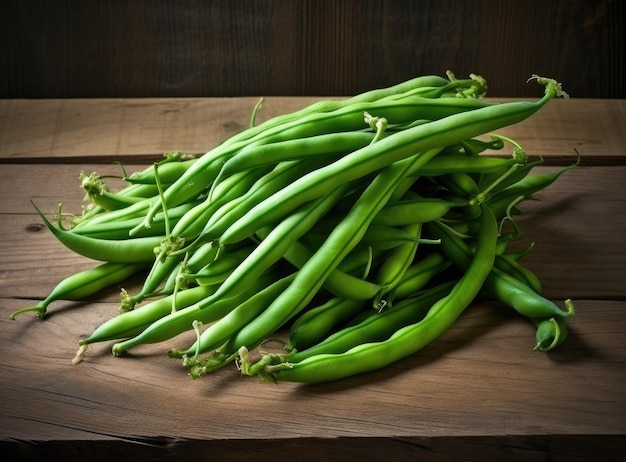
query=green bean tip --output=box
[72,344,88,365]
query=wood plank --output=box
[0,94,624,459]
[1,164,623,301]
[1,98,624,163]
[494,98,626,162]
[0,97,277,161]
[3,1,624,99]
[507,165,626,299]
[1,435,625,462]
[1,297,624,452]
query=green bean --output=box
[119,252,184,311]
[147,261,184,300]
[216,130,376,180]
[385,251,452,304]
[33,200,166,263]
[458,136,506,156]
[372,195,468,227]
[477,158,544,195]
[256,202,498,383]
[217,75,450,145]
[217,74,474,148]
[438,172,480,198]
[130,157,223,235]
[486,160,578,219]
[287,297,368,352]
[188,244,256,286]
[494,254,543,295]
[10,262,147,320]
[413,154,523,177]
[106,181,163,200]
[126,158,197,185]
[168,168,267,248]
[372,222,423,309]
[184,241,220,273]
[533,313,571,352]
[356,224,429,251]
[379,74,487,101]
[152,94,497,235]
[160,82,463,221]
[485,267,574,320]
[191,181,354,310]
[71,196,152,230]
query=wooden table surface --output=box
[0,96,625,461]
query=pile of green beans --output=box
[11,72,576,384]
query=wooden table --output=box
[1,96,625,461]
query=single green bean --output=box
[188,244,255,286]
[494,253,543,295]
[386,251,452,304]
[126,158,198,185]
[412,154,523,177]
[372,195,468,227]
[216,130,376,180]
[33,201,166,263]
[372,222,423,309]
[10,262,147,319]
[533,313,571,352]
[287,297,368,352]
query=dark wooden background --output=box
[1,0,623,99]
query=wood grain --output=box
[0,96,624,460]
[0,297,624,459]
[1,98,624,163]
[2,0,624,98]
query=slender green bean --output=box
[10,262,147,319]
[33,200,166,263]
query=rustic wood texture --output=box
[0,96,625,460]
[2,0,624,99]
[1,98,625,163]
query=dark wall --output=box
[1,0,623,98]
